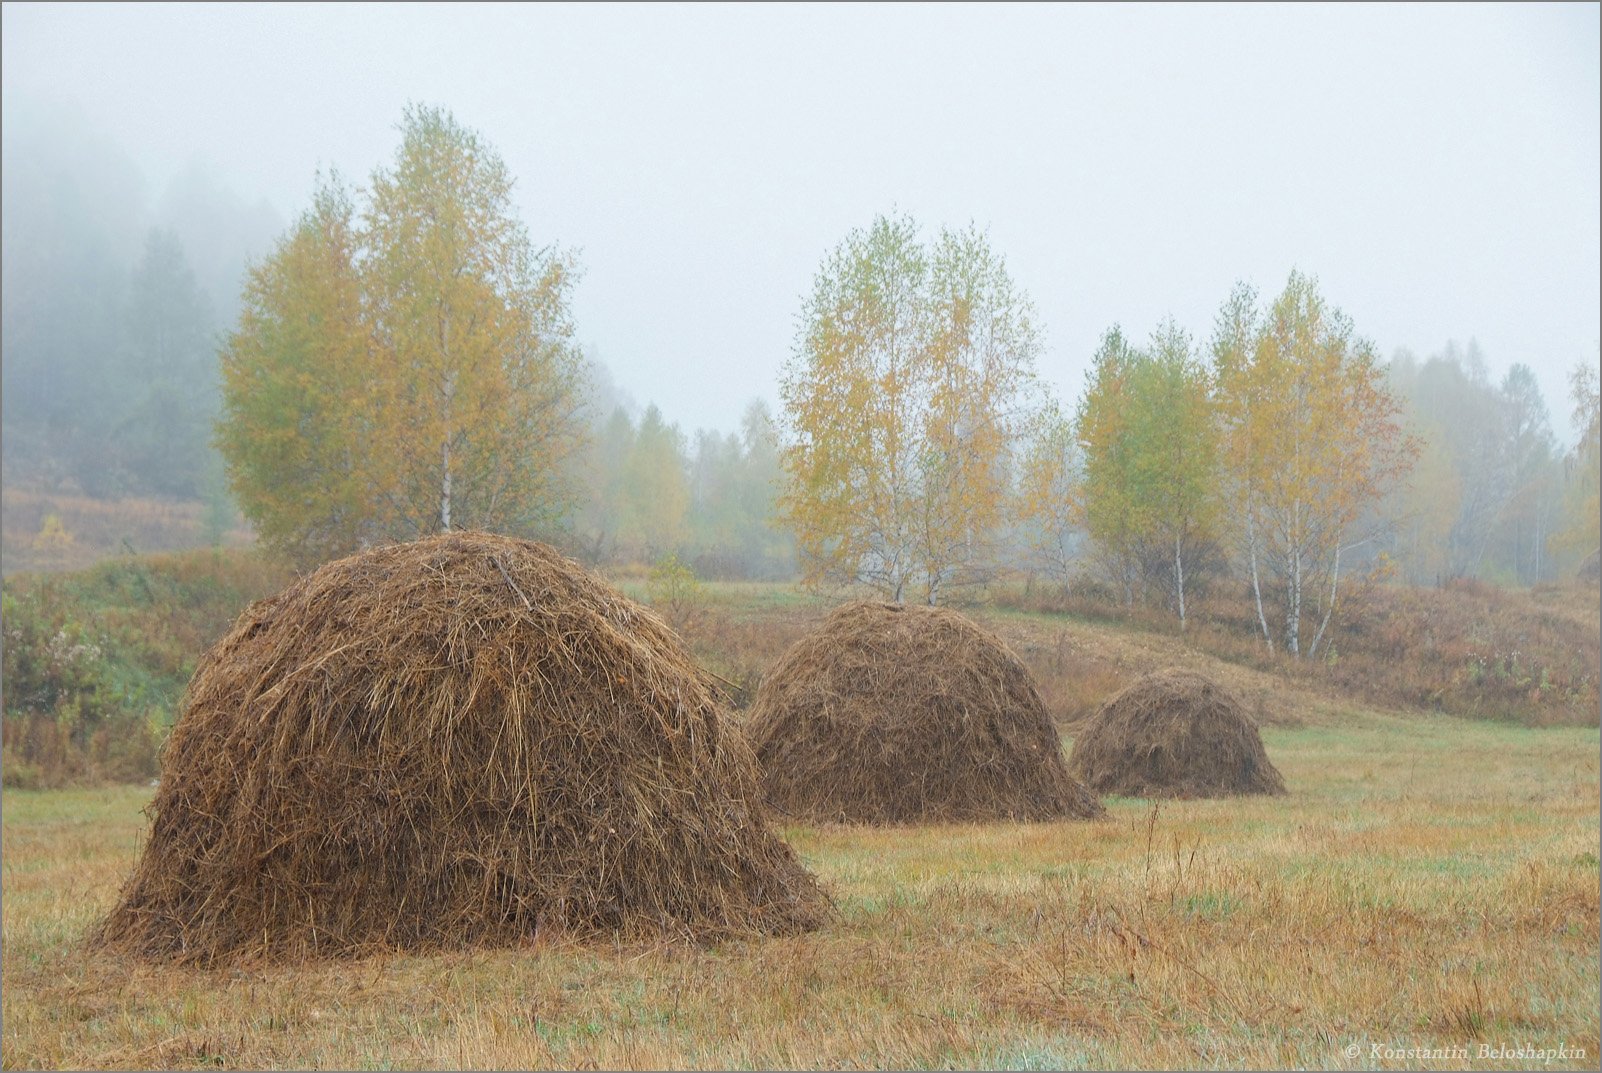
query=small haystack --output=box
[744,601,1103,824]
[1070,668,1286,798]
[97,531,826,965]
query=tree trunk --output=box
[1247,503,1273,653]
[438,317,456,532]
[1308,538,1341,660]
[1286,539,1301,658]
[440,436,452,531]
[1174,533,1186,629]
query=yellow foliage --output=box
[779,214,1042,604]
[32,514,75,552]
[1213,272,1417,657]
[217,107,583,568]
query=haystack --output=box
[744,601,1103,824]
[1070,668,1286,798]
[96,531,826,965]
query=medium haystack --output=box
[97,531,826,965]
[744,601,1103,824]
[1070,668,1286,798]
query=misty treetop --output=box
[567,391,794,580]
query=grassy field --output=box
[3,712,1597,1070]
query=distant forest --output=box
[1,106,1594,590]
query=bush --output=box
[646,553,706,629]
[1,583,161,785]
[1,548,293,786]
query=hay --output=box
[1070,668,1286,799]
[96,531,827,965]
[744,601,1104,824]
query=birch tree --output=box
[218,107,585,565]
[1016,402,1082,589]
[1123,319,1219,627]
[1074,326,1144,606]
[364,105,583,538]
[1213,271,1415,658]
[779,214,1042,603]
[218,177,377,564]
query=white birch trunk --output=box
[1246,500,1272,653]
[1287,537,1302,658]
[1308,537,1342,660]
[440,437,452,530]
[1174,533,1186,629]
[439,368,456,531]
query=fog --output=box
[4,3,1596,441]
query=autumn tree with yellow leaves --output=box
[778,214,1043,603]
[218,106,584,566]
[1212,272,1416,658]
[217,178,373,564]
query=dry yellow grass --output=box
[3,710,1597,1070]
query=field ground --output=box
[3,713,1597,1070]
[0,486,253,578]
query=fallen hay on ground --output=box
[744,601,1104,824]
[1070,667,1287,799]
[96,531,827,965]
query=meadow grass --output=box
[3,715,1596,1070]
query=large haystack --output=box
[744,601,1103,824]
[1070,668,1286,799]
[97,531,826,965]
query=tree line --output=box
[217,106,789,579]
[5,104,1596,629]
[783,209,1597,653]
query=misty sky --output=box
[3,3,1598,439]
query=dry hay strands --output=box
[95,530,828,966]
[1069,668,1287,799]
[744,600,1104,825]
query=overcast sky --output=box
[4,3,1597,438]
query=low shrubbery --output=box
[1,549,292,786]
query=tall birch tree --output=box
[1213,271,1415,658]
[779,214,1042,603]
[218,106,585,565]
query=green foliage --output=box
[1073,326,1142,603]
[1073,321,1220,622]
[622,406,691,557]
[567,384,795,579]
[1,583,157,786]
[0,550,292,786]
